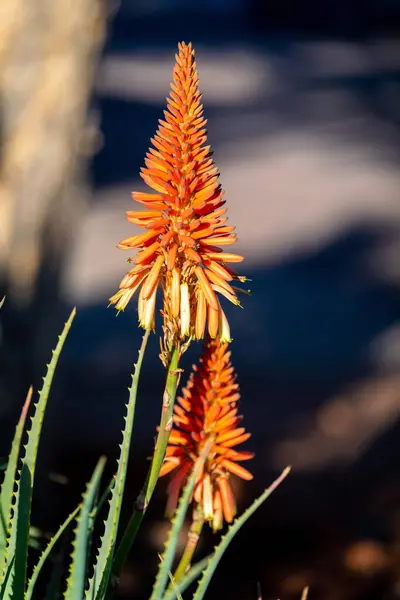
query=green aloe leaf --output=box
[162,556,211,600]
[86,329,150,600]
[65,457,106,600]
[12,464,32,600]
[0,308,76,598]
[0,388,33,572]
[166,571,183,600]
[43,554,64,600]
[150,438,215,600]
[0,557,14,600]
[90,476,115,526]
[112,345,180,580]
[192,467,290,600]
[25,505,80,600]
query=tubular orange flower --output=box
[109,42,246,354]
[159,338,254,531]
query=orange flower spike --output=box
[159,338,254,531]
[109,42,246,351]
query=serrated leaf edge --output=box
[0,556,14,600]
[192,467,291,600]
[0,388,33,574]
[150,437,215,600]
[162,556,211,600]
[85,329,150,600]
[0,308,76,597]
[25,505,80,600]
[65,456,106,600]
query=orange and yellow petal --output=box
[110,42,246,342]
[159,338,253,529]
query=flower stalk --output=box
[172,507,204,585]
[147,343,181,502]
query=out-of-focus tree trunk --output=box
[0,0,109,418]
[0,0,107,305]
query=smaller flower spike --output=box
[159,339,253,531]
[109,42,246,353]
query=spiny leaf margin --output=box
[162,556,211,600]
[65,456,106,600]
[0,388,33,573]
[150,437,215,600]
[0,557,14,600]
[0,308,76,598]
[86,329,150,600]
[25,505,80,600]
[193,467,291,600]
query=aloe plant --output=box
[0,308,76,600]
[66,456,106,600]
[0,387,33,571]
[0,306,289,600]
[0,40,291,600]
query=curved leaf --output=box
[1,308,76,599]
[193,467,291,600]
[0,557,14,600]
[86,329,150,600]
[0,388,33,572]
[150,438,214,600]
[112,345,180,578]
[162,556,211,600]
[25,506,80,600]
[65,457,106,600]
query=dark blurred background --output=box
[1,0,400,598]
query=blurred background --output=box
[1,0,400,598]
